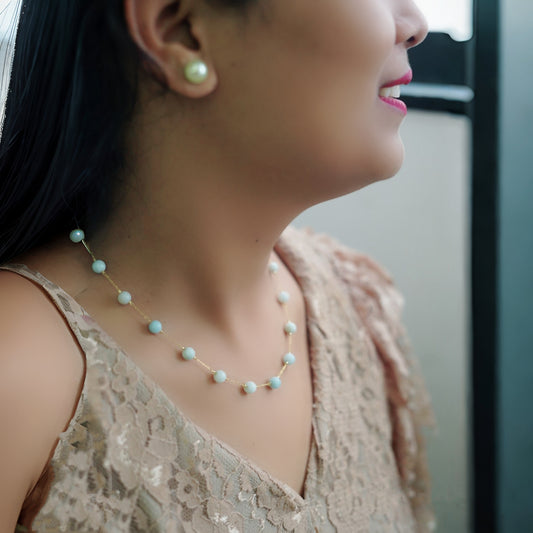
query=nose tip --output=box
[401,2,429,49]
[409,14,429,48]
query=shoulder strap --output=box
[0,263,96,354]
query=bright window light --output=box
[0,0,19,38]
[0,0,474,42]
[415,0,473,41]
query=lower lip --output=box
[379,96,408,116]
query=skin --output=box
[0,0,427,529]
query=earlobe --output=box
[123,0,218,97]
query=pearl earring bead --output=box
[184,60,208,85]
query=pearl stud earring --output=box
[184,60,208,85]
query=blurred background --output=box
[1,1,531,532]
[299,1,474,532]
[297,0,533,531]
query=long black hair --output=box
[0,0,253,265]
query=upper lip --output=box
[381,69,413,88]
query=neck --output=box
[94,201,290,307]
[85,94,307,328]
[89,173,297,329]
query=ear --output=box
[124,0,218,98]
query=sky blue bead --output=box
[243,381,257,394]
[269,377,282,390]
[283,352,296,365]
[213,370,227,384]
[69,229,85,243]
[277,291,290,304]
[182,347,196,361]
[148,320,162,334]
[284,321,297,335]
[268,262,279,274]
[92,260,106,274]
[117,291,132,305]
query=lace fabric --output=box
[4,226,436,532]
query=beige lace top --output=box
[5,227,436,532]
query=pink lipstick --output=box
[379,69,413,116]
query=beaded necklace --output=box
[69,229,297,395]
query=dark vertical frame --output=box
[470,0,500,531]
[406,1,501,530]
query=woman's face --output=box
[202,0,429,203]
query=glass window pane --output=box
[0,0,19,38]
[416,0,473,41]
[0,0,475,42]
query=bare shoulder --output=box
[0,270,85,530]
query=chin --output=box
[314,154,405,205]
[371,137,406,181]
[291,136,406,206]
[347,137,406,190]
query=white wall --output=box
[295,110,471,533]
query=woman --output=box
[0,0,435,531]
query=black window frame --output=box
[406,1,500,531]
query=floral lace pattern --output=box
[5,226,436,532]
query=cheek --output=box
[277,35,402,186]
[210,2,402,195]
[272,5,398,160]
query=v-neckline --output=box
[102,330,320,504]
[2,235,325,505]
